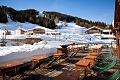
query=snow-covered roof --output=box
[86,26,103,31]
[35,25,55,32]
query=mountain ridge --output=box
[0,5,111,29]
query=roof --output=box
[86,26,103,32]
[27,27,45,31]
[85,26,103,33]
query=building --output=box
[101,30,115,40]
[14,28,25,35]
[85,26,103,34]
[85,26,115,40]
[85,26,103,39]
[25,28,45,35]
[102,30,112,35]
[6,30,11,35]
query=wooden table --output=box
[84,55,97,66]
[53,53,64,57]
[0,62,23,80]
[32,56,48,68]
[53,71,80,80]
[89,53,98,56]
[75,59,90,77]
[53,53,64,63]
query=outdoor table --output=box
[84,55,97,66]
[53,71,80,80]
[53,53,64,63]
[32,56,48,68]
[0,62,23,80]
[89,53,98,56]
[75,59,90,77]
[53,53,64,58]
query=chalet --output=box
[14,28,25,35]
[25,28,45,35]
[85,26,103,39]
[85,26,115,40]
[85,26,103,34]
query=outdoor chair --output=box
[46,56,63,67]
[91,55,115,72]
[64,51,78,61]
[93,56,116,73]
[91,57,117,78]
[82,70,120,80]
[94,53,113,67]
[4,64,31,80]
[32,55,63,69]
[63,46,79,61]
[95,51,113,62]
[107,70,120,80]
[83,56,117,80]
[27,60,45,75]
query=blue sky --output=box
[0,0,115,24]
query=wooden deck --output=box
[0,47,120,80]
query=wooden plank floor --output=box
[0,47,120,80]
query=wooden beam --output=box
[114,0,120,28]
[116,22,120,25]
[112,27,119,30]
[114,0,120,59]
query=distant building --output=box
[85,26,103,39]
[25,28,45,35]
[85,26,103,34]
[101,30,115,40]
[14,28,25,35]
[6,30,11,35]
[102,30,112,35]
[85,26,115,40]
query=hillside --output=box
[0,5,111,30]
[0,6,56,29]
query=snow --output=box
[86,26,103,31]
[103,30,111,32]
[101,34,115,39]
[0,41,59,64]
[112,20,114,27]
[0,14,115,64]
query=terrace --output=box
[0,43,119,80]
[0,0,120,80]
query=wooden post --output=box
[113,0,120,59]
[116,30,120,59]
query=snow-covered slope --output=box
[0,13,114,64]
[0,13,113,44]
[56,22,86,34]
[0,14,37,31]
